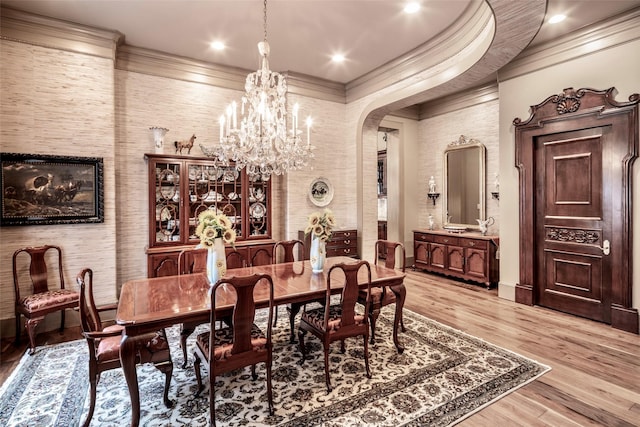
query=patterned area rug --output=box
[0,307,549,426]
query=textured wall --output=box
[417,100,500,233]
[0,43,356,335]
[0,40,117,336]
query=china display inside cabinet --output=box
[146,153,273,277]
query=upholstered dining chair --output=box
[271,239,305,333]
[193,273,275,426]
[177,247,209,368]
[358,240,406,353]
[298,260,372,392]
[12,245,80,355]
[76,268,173,427]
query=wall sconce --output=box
[491,173,499,200]
[427,175,440,206]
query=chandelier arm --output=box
[204,0,313,176]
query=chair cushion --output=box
[301,305,366,333]
[359,287,396,307]
[19,289,79,311]
[195,323,267,362]
[96,326,169,362]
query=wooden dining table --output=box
[116,256,406,427]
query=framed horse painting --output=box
[0,153,104,226]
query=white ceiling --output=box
[2,0,639,84]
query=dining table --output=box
[116,256,406,427]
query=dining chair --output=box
[76,268,173,427]
[177,247,209,368]
[12,245,80,355]
[272,240,305,334]
[193,273,275,425]
[298,260,372,392]
[358,240,406,353]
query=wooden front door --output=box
[514,87,639,334]
[535,129,610,321]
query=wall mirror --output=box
[443,135,486,230]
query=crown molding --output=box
[345,0,492,103]
[498,7,640,81]
[0,6,122,61]
[418,81,499,119]
[116,45,248,91]
[116,46,346,103]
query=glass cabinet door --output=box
[247,173,270,237]
[187,163,243,241]
[153,161,181,244]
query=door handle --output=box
[600,239,610,255]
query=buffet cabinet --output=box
[413,230,499,288]
[298,229,359,260]
[146,153,274,277]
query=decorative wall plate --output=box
[249,202,266,219]
[309,177,333,207]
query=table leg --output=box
[120,333,141,427]
[288,303,302,343]
[390,284,406,354]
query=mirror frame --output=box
[443,135,486,231]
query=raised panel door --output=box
[465,248,487,281]
[429,243,446,270]
[148,253,179,277]
[447,245,465,274]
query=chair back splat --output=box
[177,247,208,367]
[361,240,407,353]
[272,239,305,330]
[76,268,173,427]
[193,273,275,425]
[298,260,372,392]
[12,245,79,355]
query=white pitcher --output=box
[476,216,495,235]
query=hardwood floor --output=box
[2,269,639,425]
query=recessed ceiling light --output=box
[210,41,225,51]
[331,54,345,63]
[548,14,566,24]
[404,2,420,14]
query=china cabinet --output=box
[413,230,499,288]
[145,153,274,277]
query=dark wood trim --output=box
[513,87,639,334]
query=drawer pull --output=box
[344,232,351,237]
[443,239,449,243]
[344,240,351,244]
[469,242,475,246]
[344,248,351,253]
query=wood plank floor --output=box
[1,269,639,425]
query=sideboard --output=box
[413,229,499,288]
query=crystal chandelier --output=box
[212,0,314,176]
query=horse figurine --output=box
[174,134,196,154]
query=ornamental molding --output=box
[545,227,600,244]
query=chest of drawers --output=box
[299,229,359,259]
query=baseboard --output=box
[498,281,516,301]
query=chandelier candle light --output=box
[210,0,314,176]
